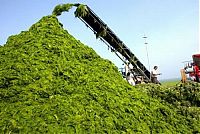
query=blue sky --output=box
[0,0,199,80]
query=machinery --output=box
[183,54,200,82]
[75,4,151,82]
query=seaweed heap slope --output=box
[0,15,199,133]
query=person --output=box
[128,62,133,72]
[124,63,129,76]
[151,66,161,84]
[180,69,187,83]
[193,63,199,82]
[126,72,135,86]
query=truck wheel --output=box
[196,76,200,82]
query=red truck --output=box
[184,54,200,82]
[191,54,200,82]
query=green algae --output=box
[0,15,199,133]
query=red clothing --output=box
[194,65,199,74]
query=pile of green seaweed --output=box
[0,15,199,133]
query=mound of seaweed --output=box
[139,82,200,120]
[143,82,200,107]
[0,16,199,133]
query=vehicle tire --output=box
[196,75,200,82]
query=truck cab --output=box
[192,54,200,82]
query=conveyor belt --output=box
[77,5,151,82]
